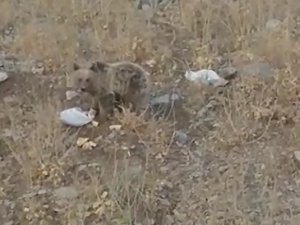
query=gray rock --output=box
[218,165,229,174]
[218,67,238,80]
[240,62,274,78]
[174,130,188,145]
[150,93,181,105]
[266,19,282,32]
[136,0,170,9]
[53,186,79,200]
[66,90,78,100]
[149,91,184,120]
[0,72,8,83]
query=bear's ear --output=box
[73,63,80,71]
[89,61,109,73]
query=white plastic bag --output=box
[59,107,93,127]
[185,69,228,87]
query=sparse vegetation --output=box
[1,0,300,224]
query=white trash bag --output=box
[185,69,228,87]
[59,107,94,127]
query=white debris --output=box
[59,107,93,127]
[76,137,97,150]
[92,120,99,127]
[31,62,45,75]
[88,108,97,119]
[109,124,122,131]
[66,90,78,100]
[0,72,8,83]
[184,69,228,87]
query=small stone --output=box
[174,130,188,145]
[76,137,89,147]
[66,90,78,100]
[81,141,97,150]
[78,164,87,171]
[91,120,99,127]
[218,165,228,174]
[240,62,274,78]
[37,189,48,195]
[266,19,282,32]
[218,67,238,80]
[145,59,156,67]
[129,145,136,150]
[0,72,8,83]
[101,191,108,199]
[293,151,300,167]
[53,186,79,200]
[121,146,129,150]
[31,63,45,75]
[109,124,122,131]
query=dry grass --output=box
[1,0,300,224]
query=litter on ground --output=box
[59,107,94,127]
[184,69,229,87]
[76,137,97,150]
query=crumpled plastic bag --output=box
[59,107,94,127]
[185,69,229,87]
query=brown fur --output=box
[69,61,151,119]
